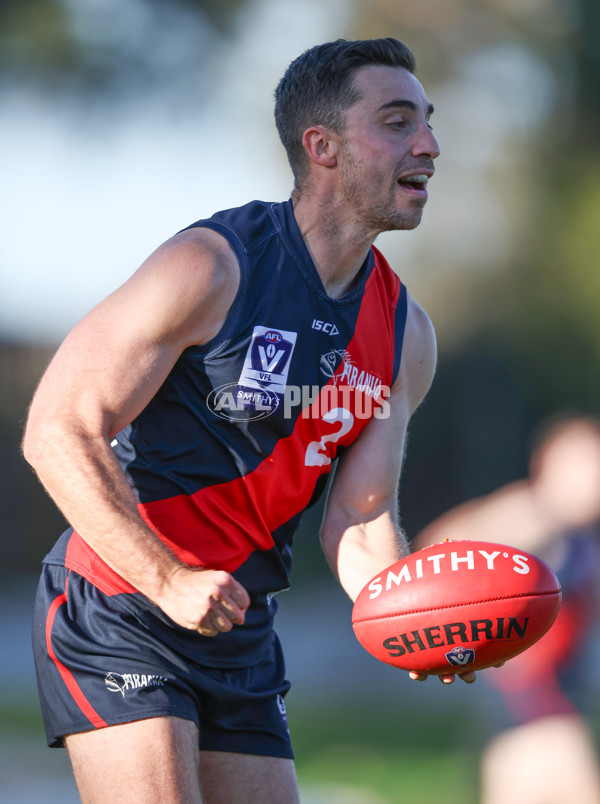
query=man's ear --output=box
[301,126,339,169]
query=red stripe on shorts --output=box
[45,573,108,729]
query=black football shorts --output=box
[32,563,293,758]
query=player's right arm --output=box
[22,227,250,636]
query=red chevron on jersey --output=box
[66,253,401,590]
[44,199,409,668]
[137,257,400,574]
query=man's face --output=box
[337,65,440,232]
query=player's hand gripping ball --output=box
[352,541,561,675]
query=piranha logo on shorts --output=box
[104,672,168,697]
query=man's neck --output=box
[291,191,378,299]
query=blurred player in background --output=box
[417,415,600,804]
[22,37,474,804]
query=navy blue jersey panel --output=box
[391,283,408,385]
[116,199,368,504]
[44,198,411,668]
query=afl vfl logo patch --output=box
[235,326,297,406]
[445,647,475,667]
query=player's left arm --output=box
[320,296,476,684]
[320,294,435,601]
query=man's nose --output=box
[413,125,440,160]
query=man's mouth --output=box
[397,173,430,192]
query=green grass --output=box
[1,695,482,801]
[289,703,480,804]
[298,746,475,803]
[10,691,600,804]
[0,695,45,735]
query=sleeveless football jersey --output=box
[43,199,409,666]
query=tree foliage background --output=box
[1,0,599,573]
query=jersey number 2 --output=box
[305,407,354,467]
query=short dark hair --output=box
[274,38,417,186]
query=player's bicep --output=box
[30,313,180,441]
[26,228,240,440]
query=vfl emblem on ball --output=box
[445,647,475,667]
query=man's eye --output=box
[389,121,407,129]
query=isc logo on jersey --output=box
[235,326,297,412]
[312,319,339,336]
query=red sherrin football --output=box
[352,541,562,674]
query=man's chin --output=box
[385,209,424,231]
[363,201,426,234]
[397,216,423,231]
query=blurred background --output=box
[1,0,600,801]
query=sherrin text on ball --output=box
[352,540,562,674]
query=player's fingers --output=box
[207,597,245,631]
[211,576,250,623]
[458,670,477,684]
[439,673,456,685]
[493,661,506,668]
[229,580,251,611]
[408,671,428,682]
[213,591,247,625]
[197,610,220,636]
[197,626,219,636]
